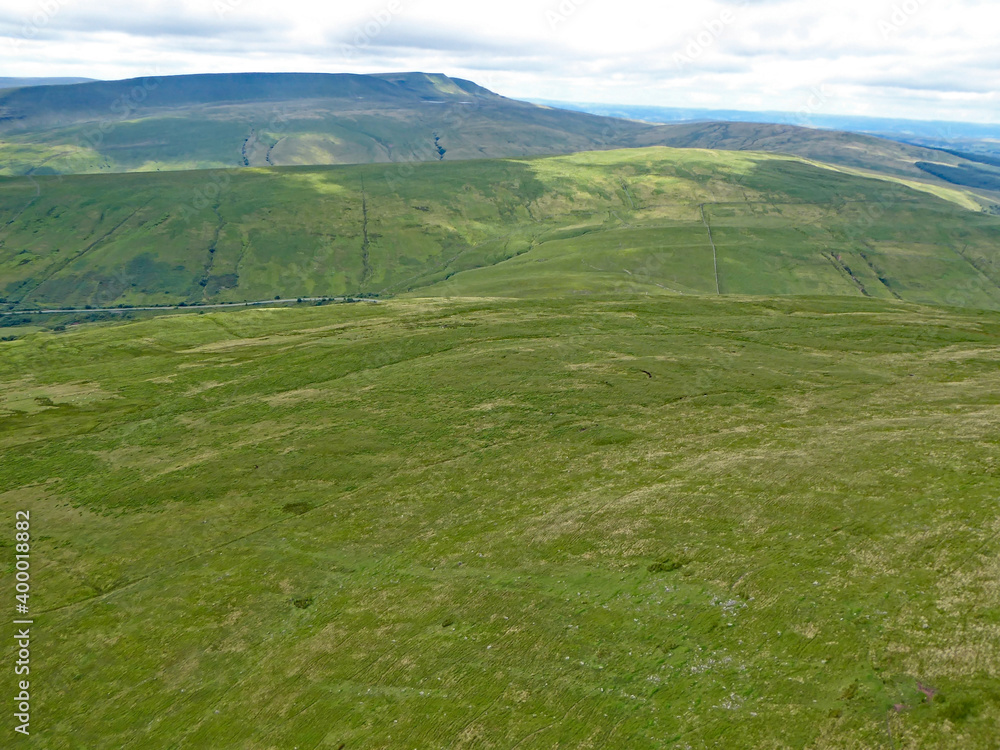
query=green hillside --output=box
[633,122,1000,207]
[634,122,966,180]
[2,147,998,313]
[2,294,999,747]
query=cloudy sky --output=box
[2,0,998,123]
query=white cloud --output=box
[1,0,997,123]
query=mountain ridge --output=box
[0,71,505,131]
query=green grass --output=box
[2,147,999,312]
[2,294,999,747]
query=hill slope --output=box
[2,295,999,747]
[2,147,998,313]
[635,122,1000,205]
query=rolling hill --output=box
[631,122,1000,206]
[1,147,998,316]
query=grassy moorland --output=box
[1,147,998,314]
[1,294,999,748]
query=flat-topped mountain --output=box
[0,72,643,174]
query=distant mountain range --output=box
[531,99,1000,143]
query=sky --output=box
[2,0,998,123]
